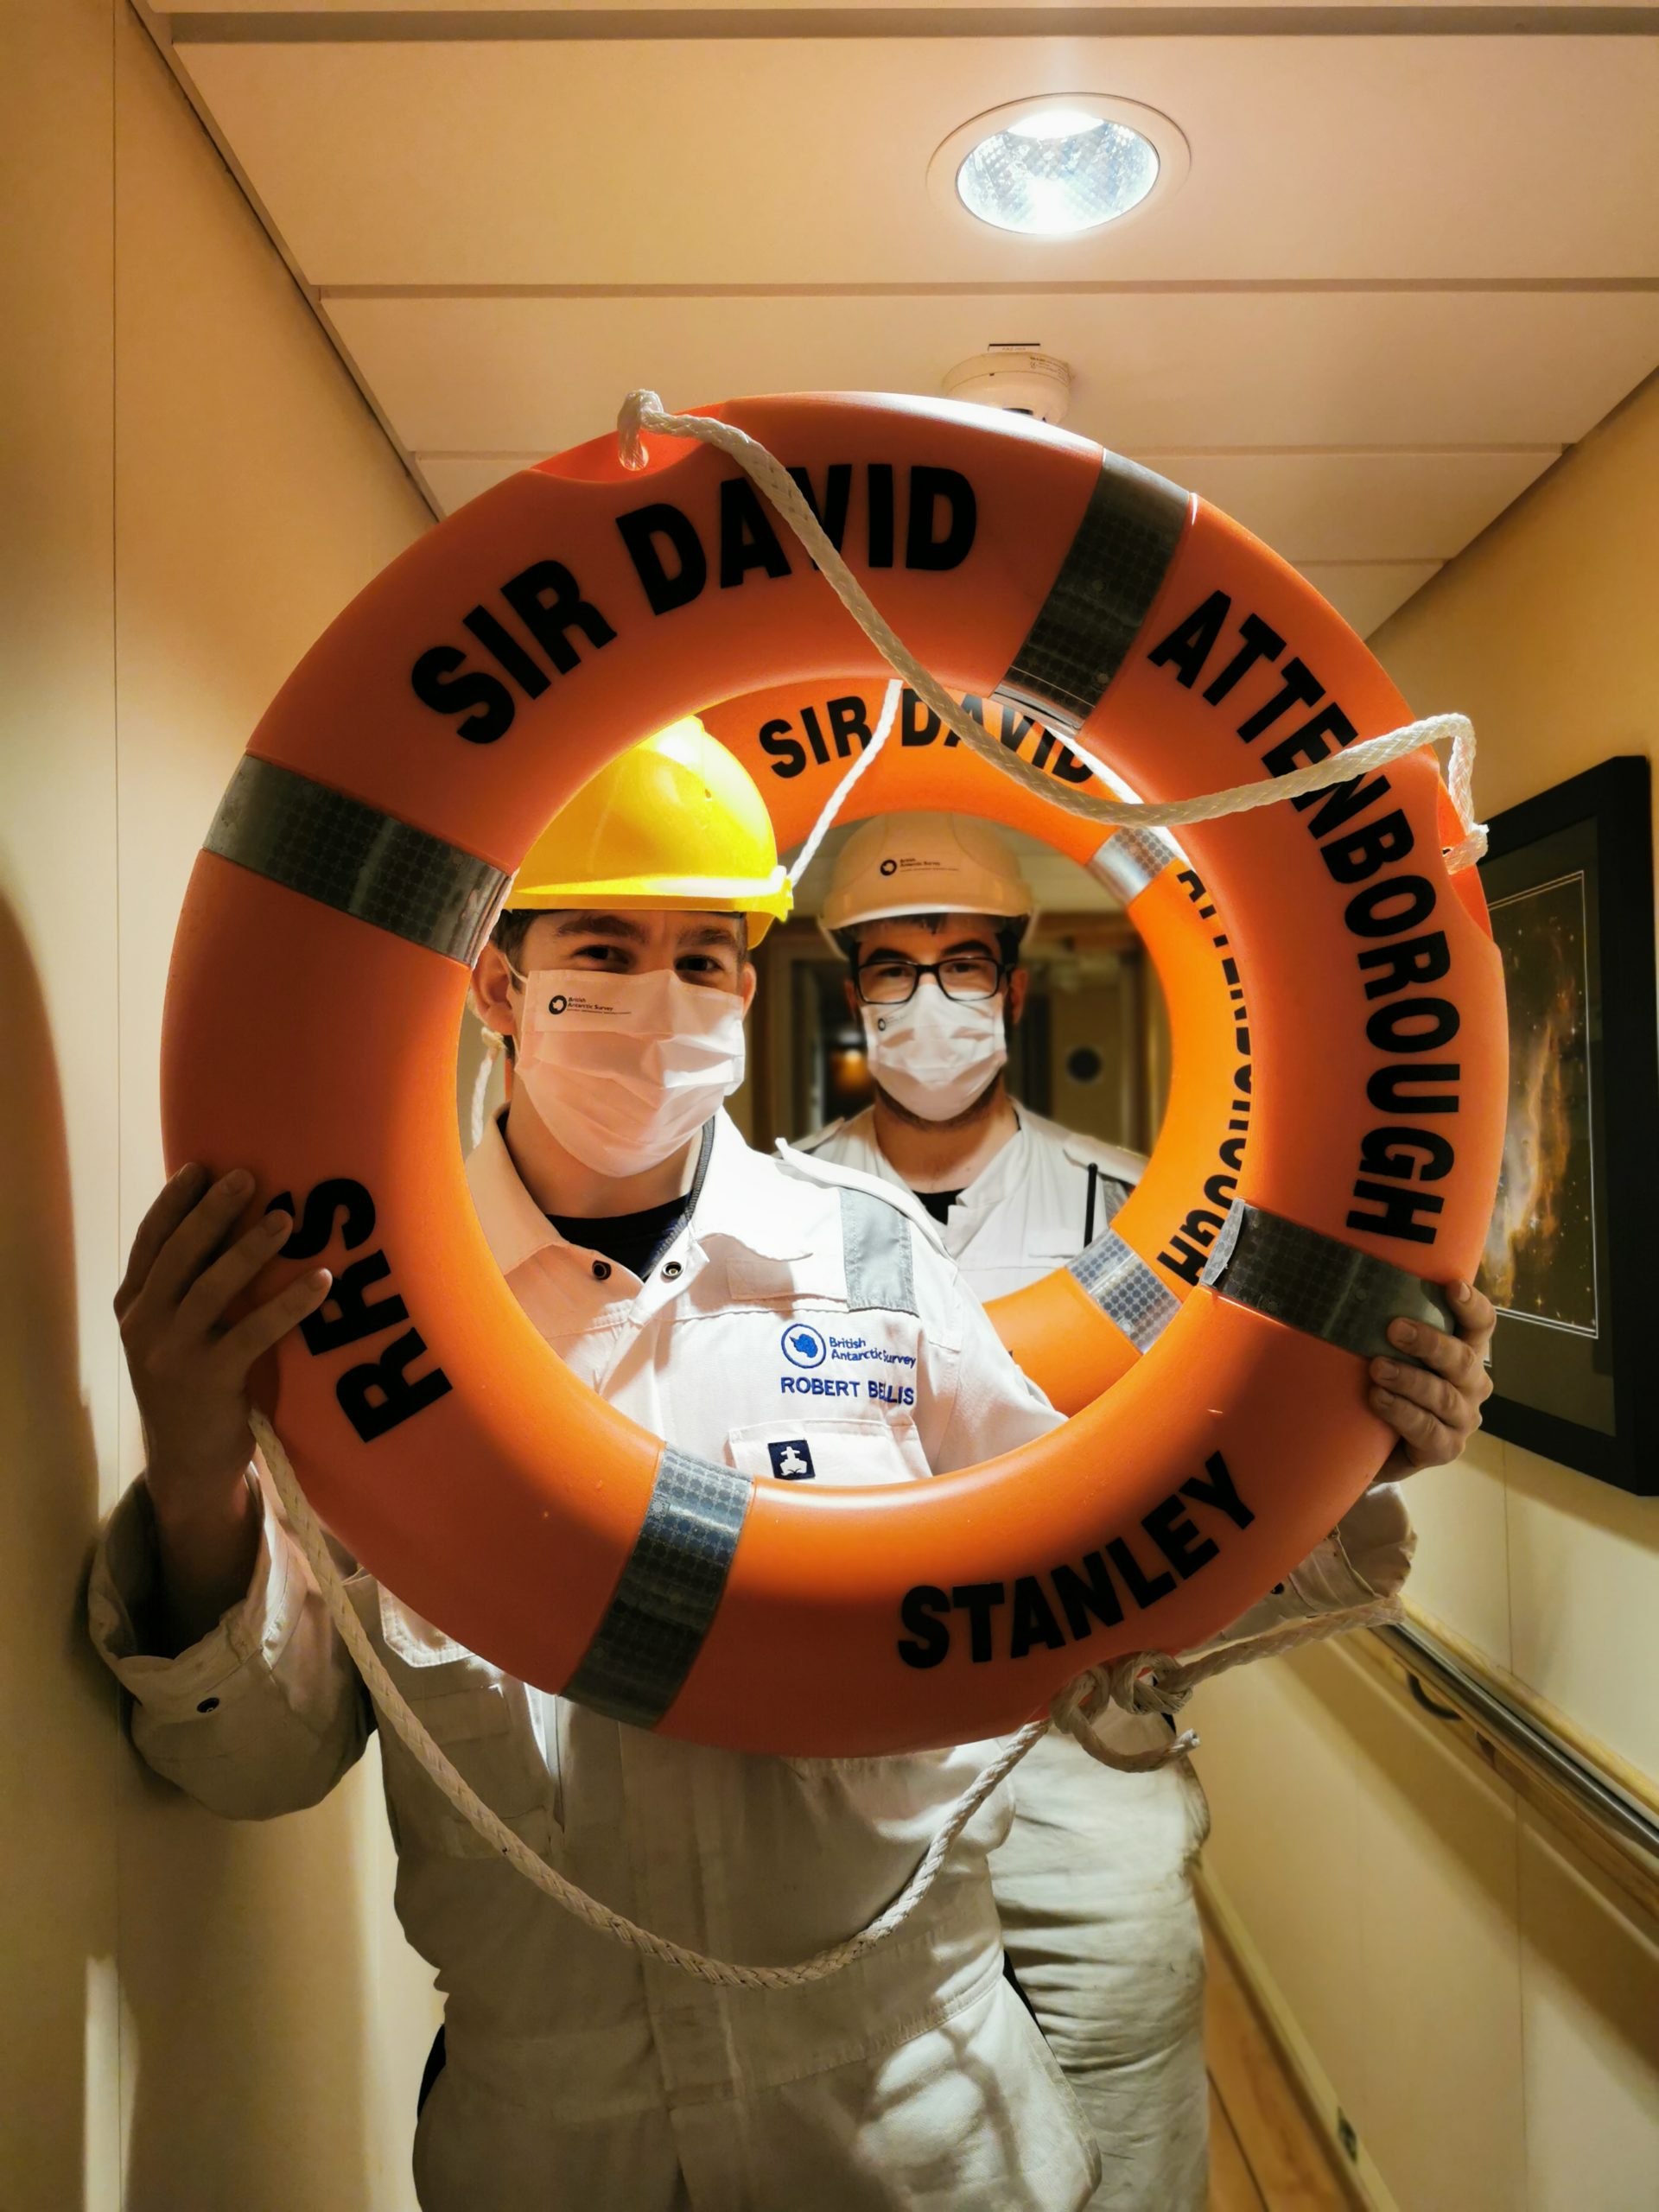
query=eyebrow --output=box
[547,912,650,944]
[861,932,998,961]
[677,920,744,951]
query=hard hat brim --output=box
[506,868,793,944]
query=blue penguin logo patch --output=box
[781,1322,827,1369]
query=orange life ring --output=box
[164,395,1505,1757]
[702,678,1254,1414]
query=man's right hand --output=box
[116,1163,332,1649]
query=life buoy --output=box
[702,678,1254,1414]
[164,395,1505,1757]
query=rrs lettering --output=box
[268,1178,452,1442]
[1146,591,1463,1247]
[896,1451,1253,1668]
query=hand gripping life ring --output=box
[702,677,1256,1415]
[165,395,1505,1757]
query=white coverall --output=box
[90,1114,1106,2212]
[802,1104,1411,2211]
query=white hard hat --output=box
[820,812,1034,936]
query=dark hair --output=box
[834,910,1028,976]
[490,906,538,968]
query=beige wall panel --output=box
[337,288,1659,458]
[178,35,1659,286]
[108,16,440,2209]
[1503,1443,1659,1780]
[0,5,122,2206]
[1332,1655,1526,2212]
[1392,1433,1514,1668]
[1516,1807,1659,2208]
[1195,1656,1367,2094]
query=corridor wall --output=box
[1195,373,1659,2211]
[3,6,441,2206]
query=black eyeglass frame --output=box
[851,953,1013,1007]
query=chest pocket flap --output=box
[727,1414,931,1490]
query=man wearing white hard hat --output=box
[802,810,1497,2210]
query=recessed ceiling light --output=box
[928,95,1187,243]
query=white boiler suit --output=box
[802,1105,1411,2211]
[89,1114,1106,2212]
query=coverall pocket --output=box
[726,1414,931,1490]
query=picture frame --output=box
[1474,755,1659,1494]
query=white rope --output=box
[468,1027,503,1154]
[618,391,1486,873]
[256,1407,1397,1986]
[790,677,903,888]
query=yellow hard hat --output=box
[508,717,793,944]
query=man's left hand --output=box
[1370,1281,1496,1474]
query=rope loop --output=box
[614,391,1486,872]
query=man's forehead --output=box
[855,912,1003,945]
[535,908,742,947]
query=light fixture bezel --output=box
[926,92,1190,244]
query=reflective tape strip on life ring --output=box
[164,397,1506,1758]
[702,678,1255,1414]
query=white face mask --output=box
[862,979,1007,1122]
[511,965,747,1177]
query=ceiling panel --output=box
[177,34,1659,286]
[1294,560,1441,635]
[416,442,1555,559]
[330,287,1659,453]
[1130,448,1555,560]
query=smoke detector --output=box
[943,349,1072,425]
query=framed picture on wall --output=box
[1474,755,1659,1494]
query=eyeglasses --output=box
[854,954,1007,1007]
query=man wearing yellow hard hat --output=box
[91,720,1104,2209]
[803,810,1496,2212]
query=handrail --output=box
[1368,1614,1659,1911]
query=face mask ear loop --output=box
[790,677,903,892]
[466,950,524,1150]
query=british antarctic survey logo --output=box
[780,1322,827,1369]
[545,994,569,1014]
[880,857,899,876]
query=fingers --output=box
[1368,1380,1457,1470]
[116,1163,208,1315]
[175,1206,296,1339]
[143,1168,257,1309]
[1385,1314,1488,1398]
[217,1268,333,1376]
[1371,1353,1464,1431]
[1447,1277,1497,1357]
